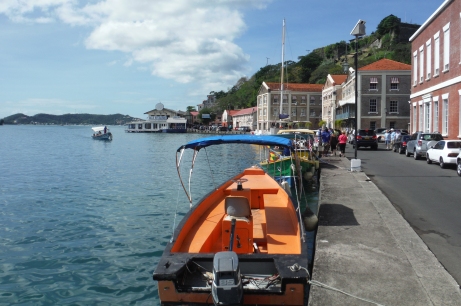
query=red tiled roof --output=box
[232,107,257,116]
[265,82,323,92]
[190,111,199,116]
[359,58,411,71]
[227,110,240,116]
[330,75,347,85]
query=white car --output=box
[457,152,461,176]
[426,140,461,168]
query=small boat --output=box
[153,135,312,306]
[260,129,319,183]
[91,126,112,140]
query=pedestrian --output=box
[390,129,396,150]
[104,126,107,134]
[338,131,347,157]
[329,131,338,156]
[384,130,391,150]
[321,128,331,156]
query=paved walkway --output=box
[308,156,461,305]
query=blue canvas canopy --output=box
[177,135,293,152]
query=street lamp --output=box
[350,19,366,161]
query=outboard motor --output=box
[211,251,243,305]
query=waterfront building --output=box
[322,74,348,128]
[256,82,323,131]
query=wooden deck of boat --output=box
[173,168,301,254]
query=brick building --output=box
[409,0,461,138]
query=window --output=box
[292,96,297,105]
[310,109,316,116]
[310,96,315,104]
[301,96,306,104]
[272,109,278,117]
[370,121,376,130]
[443,23,450,71]
[389,101,398,113]
[419,46,424,83]
[389,121,395,129]
[263,95,267,105]
[426,39,431,79]
[300,109,306,117]
[369,99,377,113]
[369,77,378,90]
[263,109,267,116]
[413,51,418,85]
[413,104,417,132]
[419,104,423,131]
[433,99,439,132]
[291,109,297,116]
[442,96,448,134]
[273,96,279,104]
[434,32,440,76]
[283,95,288,104]
[425,102,431,132]
[390,77,399,90]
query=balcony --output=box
[336,111,355,120]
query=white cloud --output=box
[1,0,271,93]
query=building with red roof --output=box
[322,74,348,128]
[256,81,323,131]
[409,0,461,139]
[338,58,412,131]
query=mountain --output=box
[3,113,138,125]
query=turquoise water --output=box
[0,125,317,305]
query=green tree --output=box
[186,106,196,112]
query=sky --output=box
[0,0,444,120]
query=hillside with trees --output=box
[211,14,418,114]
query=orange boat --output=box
[153,135,311,306]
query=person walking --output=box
[321,128,331,156]
[329,131,338,156]
[338,131,347,157]
[390,128,396,150]
[384,129,391,150]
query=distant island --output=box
[2,113,139,125]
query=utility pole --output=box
[266,57,270,66]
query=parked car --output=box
[374,128,387,143]
[353,129,378,150]
[218,126,228,132]
[406,132,444,159]
[426,140,461,168]
[238,126,251,132]
[457,152,461,176]
[393,134,411,154]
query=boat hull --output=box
[92,132,112,140]
[153,167,309,305]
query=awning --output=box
[370,77,378,83]
[391,77,399,83]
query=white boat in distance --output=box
[92,126,113,140]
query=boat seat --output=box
[225,196,251,218]
[222,196,253,253]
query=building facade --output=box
[256,82,323,131]
[322,74,348,128]
[338,59,412,131]
[231,107,258,130]
[409,0,461,138]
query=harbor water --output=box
[0,125,318,305]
